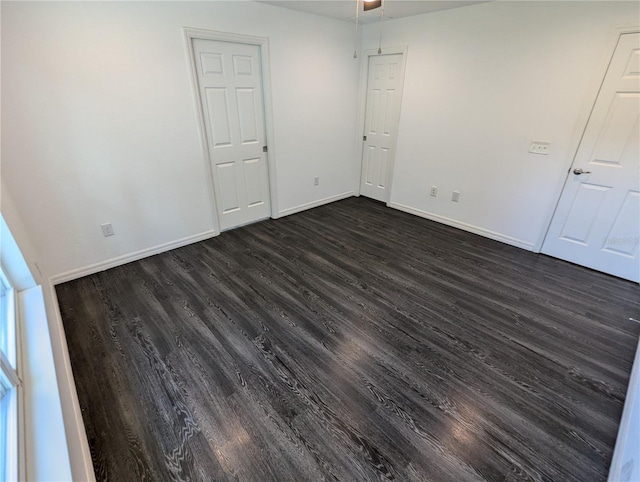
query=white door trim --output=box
[534,24,640,253]
[354,46,408,204]
[183,27,279,233]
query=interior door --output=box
[542,32,640,282]
[192,38,271,231]
[360,54,404,203]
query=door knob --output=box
[573,168,592,175]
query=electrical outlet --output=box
[452,191,460,202]
[430,186,438,197]
[529,141,551,155]
[101,223,115,237]
[314,176,319,186]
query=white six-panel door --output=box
[360,54,404,203]
[542,33,640,282]
[193,38,271,231]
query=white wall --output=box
[1,1,359,279]
[2,4,358,478]
[4,2,638,479]
[360,1,639,250]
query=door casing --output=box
[184,28,279,234]
[534,25,640,254]
[354,47,408,204]
[540,31,640,281]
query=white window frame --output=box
[1,266,26,482]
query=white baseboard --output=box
[388,202,535,251]
[275,191,354,218]
[608,336,640,482]
[42,282,96,481]
[50,230,217,285]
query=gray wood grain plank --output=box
[57,197,640,482]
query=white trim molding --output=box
[51,230,216,285]
[389,202,535,251]
[183,27,280,225]
[276,192,355,219]
[354,46,408,201]
[535,24,640,253]
[609,336,640,482]
[42,282,95,482]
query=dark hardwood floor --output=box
[56,197,640,482]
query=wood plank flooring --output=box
[56,197,640,482]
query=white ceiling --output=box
[260,0,487,24]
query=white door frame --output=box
[184,27,279,234]
[534,24,640,253]
[353,46,408,204]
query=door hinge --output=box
[263,146,268,153]
[363,135,367,141]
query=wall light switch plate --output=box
[529,141,551,155]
